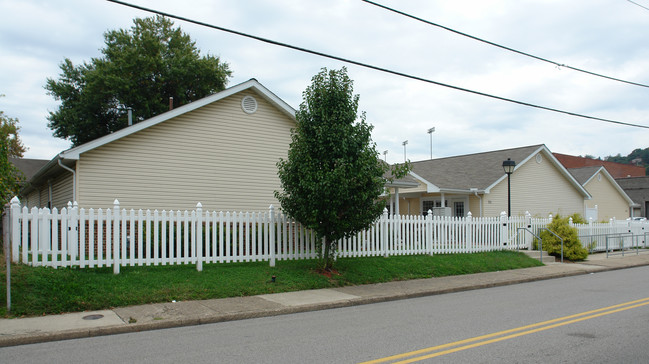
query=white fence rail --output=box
[571,218,648,252]
[7,197,647,273]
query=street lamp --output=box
[402,140,408,162]
[427,127,435,159]
[502,158,516,217]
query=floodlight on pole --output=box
[402,140,408,162]
[383,150,388,162]
[427,127,435,159]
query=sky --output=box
[1,0,649,164]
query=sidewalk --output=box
[2,251,649,347]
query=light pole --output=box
[402,140,408,162]
[427,127,435,159]
[383,150,388,162]
[502,158,516,217]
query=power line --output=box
[106,0,649,130]
[363,0,649,89]
[627,0,649,12]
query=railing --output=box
[13,197,632,273]
[571,218,648,252]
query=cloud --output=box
[1,0,648,162]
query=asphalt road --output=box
[2,266,649,363]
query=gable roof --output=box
[569,166,636,206]
[59,79,295,161]
[405,144,590,197]
[9,157,49,180]
[22,79,296,192]
[554,153,645,179]
[567,166,603,185]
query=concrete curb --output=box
[2,258,648,347]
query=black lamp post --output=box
[502,158,516,217]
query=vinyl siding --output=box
[484,151,584,217]
[51,171,73,209]
[468,195,482,217]
[76,90,294,212]
[583,173,629,220]
[397,197,420,215]
[25,189,41,208]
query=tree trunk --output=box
[323,236,332,271]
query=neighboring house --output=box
[388,145,591,218]
[615,177,649,219]
[553,153,645,178]
[9,158,49,181]
[567,166,636,221]
[19,79,297,212]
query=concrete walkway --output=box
[2,251,649,347]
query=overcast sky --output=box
[2,0,649,163]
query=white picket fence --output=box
[8,197,646,273]
[571,218,648,252]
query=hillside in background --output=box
[583,147,649,176]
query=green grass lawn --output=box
[0,251,542,318]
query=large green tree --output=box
[46,15,232,146]
[0,95,27,158]
[0,101,25,206]
[275,67,408,270]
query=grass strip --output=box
[0,250,542,317]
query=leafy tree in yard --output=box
[45,15,232,146]
[275,67,409,271]
[0,100,25,206]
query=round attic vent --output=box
[241,95,258,114]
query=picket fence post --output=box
[269,205,276,267]
[500,211,508,248]
[466,212,473,253]
[10,197,20,263]
[113,200,120,274]
[525,211,532,249]
[196,203,203,272]
[381,207,388,258]
[426,209,433,255]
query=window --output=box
[422,200,434,215]
[454,201,465,217]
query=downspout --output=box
[471,188,482,217]
[58,158,76,204]
[47,179,53,209]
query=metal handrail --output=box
[517,227,543,262]
[540,228,563,263]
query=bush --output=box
[538,214,588,261]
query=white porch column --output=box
[440,192,446,207]
[395,187,400,216]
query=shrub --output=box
[539,214,588,261]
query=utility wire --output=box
[627,0,649,12]
[363,0,649,89]
[106,0,649,130]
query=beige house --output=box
[568,166,636,221]
[20,79,296,212]
[388,145,593,218]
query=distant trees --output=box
[604,147,649,176]
[46,16,232,146]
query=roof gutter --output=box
[57,157,76,203]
